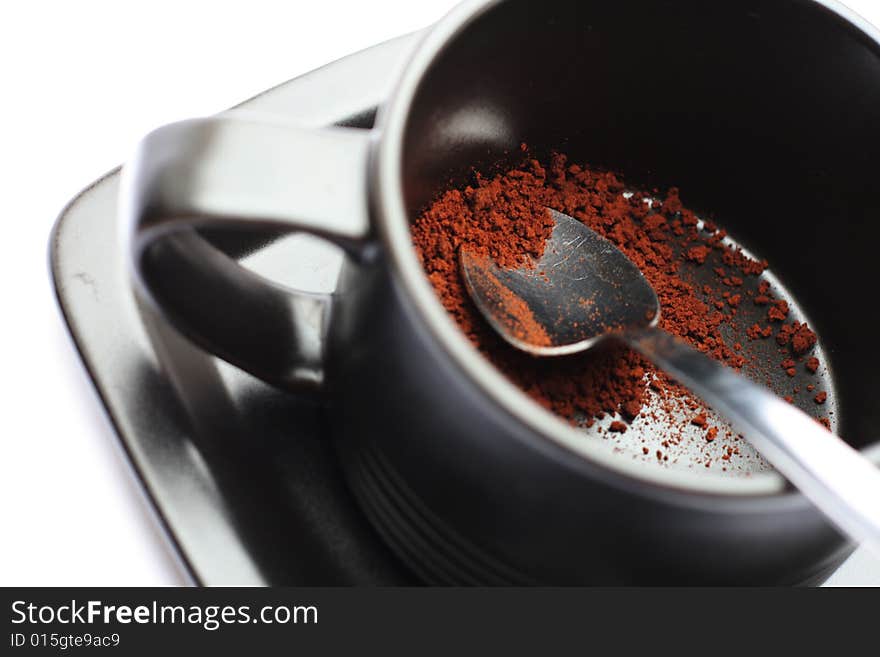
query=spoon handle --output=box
[626,327,880,555]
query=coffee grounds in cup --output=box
[411,148,827,460]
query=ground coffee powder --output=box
[411,148,826,462]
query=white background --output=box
[1,0,879,585]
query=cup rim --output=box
[372,0,880,497]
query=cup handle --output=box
[123,115,374,391]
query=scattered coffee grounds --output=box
[411,148,827,468]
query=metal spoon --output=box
[460,208,880,553]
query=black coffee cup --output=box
[125,0,880,583]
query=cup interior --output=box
[397,0,880,468]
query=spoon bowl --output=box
[461,209,660,355]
